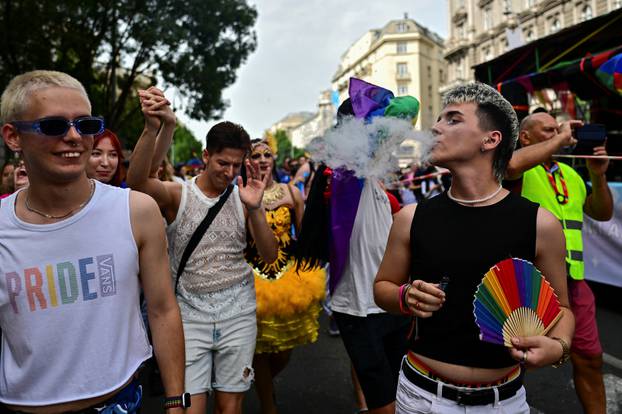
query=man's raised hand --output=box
[238,158,268,210]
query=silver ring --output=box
[522,351,528,364]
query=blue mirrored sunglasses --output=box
[11,116,105,137]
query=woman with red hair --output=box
[87,129,125,186]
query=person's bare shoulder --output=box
[393,203,418,237]
[535,206,566,260]
[129,189,160,213]
[536,206,563,235]
[129,190,166,244]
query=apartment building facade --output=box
[443,0,622,91]
[332,16,445,131]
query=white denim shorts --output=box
[183,310,257,394]
[395,369,530,414]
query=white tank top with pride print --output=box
[0,181,152,405]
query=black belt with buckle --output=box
[401,360,523,406]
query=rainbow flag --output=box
[596,52,622,95]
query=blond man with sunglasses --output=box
[0,70,185,414]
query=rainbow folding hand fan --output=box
[473,258,562,347]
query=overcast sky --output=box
[177,0,448,143]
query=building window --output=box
[551,18,561,33]
[526,0,536,7]
[614,0,622,8]
[397,63,408,76]
[482,46,493,62]
[440,69,445,83]
[397,83,409,95]
[455,59,464,80]
[397,22,407,33]
[503,0,512,13]
[499,37,509,53]
[525,28,534,41]
[456,22,465,39]
[581,5,593,21]
[483,6,493,30]
[428,84,433,98]
[397,42,407,54]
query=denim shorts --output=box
[184,311,257,394]
[0,379,142,414]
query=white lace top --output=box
[167,179,255,322]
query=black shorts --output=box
[333,311,410,409]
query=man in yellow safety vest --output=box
[506,111,613,414]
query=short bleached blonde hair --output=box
[1,70,90,123]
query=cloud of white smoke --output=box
[309,116,435,179]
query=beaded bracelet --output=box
[398,283,414,315]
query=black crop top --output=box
[408,191,539,369]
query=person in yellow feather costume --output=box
[245,139,325,414]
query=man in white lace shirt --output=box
[127,87,278,414]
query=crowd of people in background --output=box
[0,70,615,414]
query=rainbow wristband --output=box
[399,283,413,315]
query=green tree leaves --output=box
[171,124,202,164]
[0,0,257,149]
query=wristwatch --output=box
[164,393,192,409]
[551,337,570,368]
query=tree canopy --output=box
[0,0,257,148]
[171,124,202,165]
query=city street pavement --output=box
[142,281,622,413]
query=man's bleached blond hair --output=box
[442,82,519,181]
[1,70,90,123]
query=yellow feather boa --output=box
[254,261,326,319]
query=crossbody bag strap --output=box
[175,184,234,294]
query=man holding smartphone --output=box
[506,111,613,414]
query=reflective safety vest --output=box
[521,162,586,280]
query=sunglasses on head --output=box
[250,151,273,160]
[11,116,105,137]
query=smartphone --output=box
[572,124,606,155]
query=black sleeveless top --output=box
[409,191,539,368]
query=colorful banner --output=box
[584,183,622,287]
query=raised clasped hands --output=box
[405,279,446,318]
[138,86,176,132]
[238,158,269,211]
[509,335,564,368]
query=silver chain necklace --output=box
[25,180,95,219]
[447,183,503,205]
